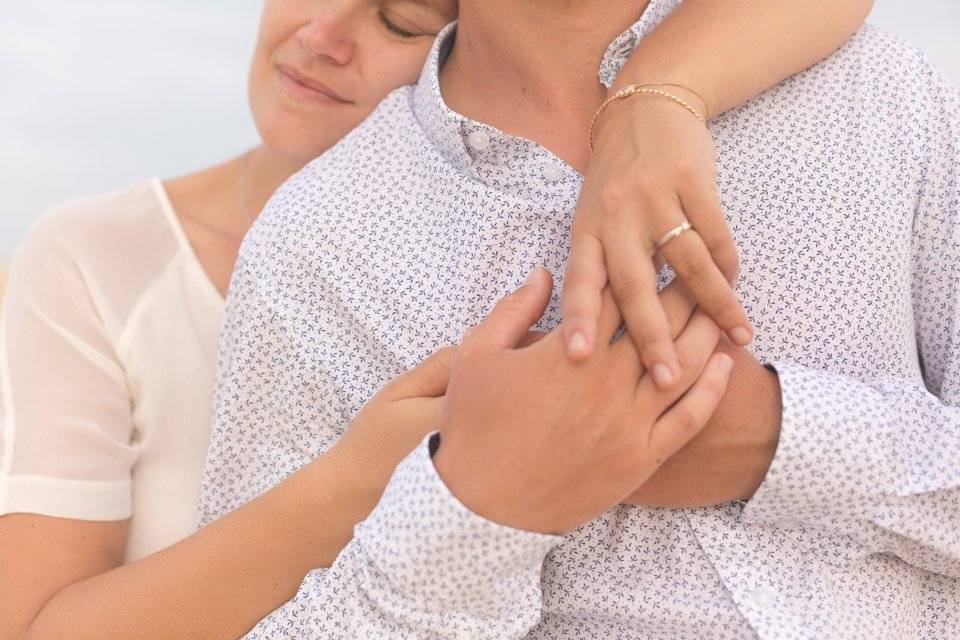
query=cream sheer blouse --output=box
[0,180,224,561]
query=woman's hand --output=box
[562,89,752,388]
[335,323,547,500]
[334,345,457,497]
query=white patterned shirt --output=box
[198,2,960,638]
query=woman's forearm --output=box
[616,0,874,117]
[20,445,380,640]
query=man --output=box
[199,0,960,637]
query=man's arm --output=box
[246,439,560,639]
[740,61,960,578]
[244,271,732,639]
[625,59,960,579]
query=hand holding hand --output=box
[333,345,457,501]
[623,339,783,508]
[434,267,733,535]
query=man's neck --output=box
[440,0,650,171]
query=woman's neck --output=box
[242,145,304,218]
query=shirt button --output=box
[542,164,565,183]
[467,130,491,151]
[749,586,778,608]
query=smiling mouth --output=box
[277,64,353,104]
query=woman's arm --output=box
[1,346,453,640]
[619,0,874,116]
[562,0,874,375]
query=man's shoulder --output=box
[787,23,948,103]
[715,24,954,152]
[307,85,423,177]
[238,83,442,273]
[251,86,422,223]
[266,84,431,207]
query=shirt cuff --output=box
[740,361,883,531]
[0,474,131,520]
[354,433,562,621]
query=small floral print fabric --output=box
[199,2,960,638]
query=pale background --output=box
[1,1,958,262]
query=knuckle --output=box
[670,253,708,281]
[674,344,701,376]
[597,183,629,212]
[672,252,710,280]
[457,336,484,360]
[633,174,665,200]
[674,161,703,183]
[671,407,701,435]
[495,290,526,311]
[610,273,653,305]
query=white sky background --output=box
[1,1,958,260]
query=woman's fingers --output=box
[561,226,607,360]
[382,346,458,400]
[659,182,752,346]
[604,221,680,389]
[657,227,752,347]
[636,307,721,404]
[656,278,698,339]
[679,179,741,284]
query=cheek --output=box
[255,0,300,54]
[360,41,434,102]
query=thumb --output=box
[469,266,554,353]
[382,346,457,400]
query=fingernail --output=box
[717,354,734,375]
[728,326,752,345]
[569,331,589,355]
[653,363,675,388]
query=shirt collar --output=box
[411,0,681,196]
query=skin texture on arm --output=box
[618,0,875,116]
[562,0,875,387]
[0,348,453,640]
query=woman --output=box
[0,0,873,638]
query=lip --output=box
[277,64,352,104]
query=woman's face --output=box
[250,0,456,163]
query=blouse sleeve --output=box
[0,209,139,521]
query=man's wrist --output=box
[742,364,782,499]
[433,433,568,535]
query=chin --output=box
[256,116,345,164]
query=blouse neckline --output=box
[150,178,227,310]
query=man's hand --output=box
[623,340,783,508]
[433,267,733,535]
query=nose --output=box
[297,4,357,65]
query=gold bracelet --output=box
[588,83,707,151]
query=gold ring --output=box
[654,220,693,250]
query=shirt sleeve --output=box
[740,62,960,579]
[243,435,560,639]
[0,214,138,520]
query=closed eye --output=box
[378,10,419,39]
